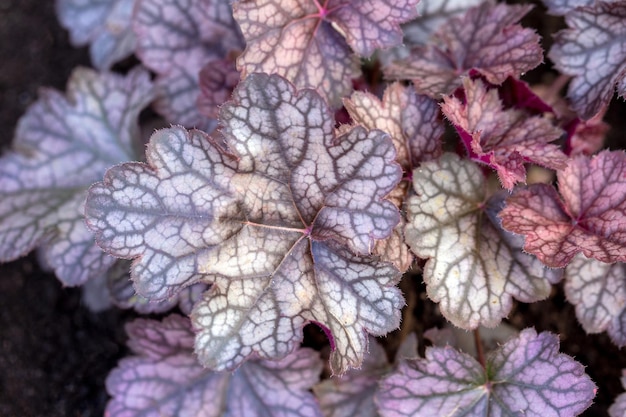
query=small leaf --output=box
[376,328,596,417]
[385,3,543,97]
[234,0,418,106]
[549,2,626,119]
[441,78,566,190]
[404,153,561,329]
[0,67,154,286]
[56,0,136,69]
[500,150,626,268]
[133,0,244,129]
[565,255,626,347]
[106,314,324,417]
[198,57,241,119]
[86,73,404,374]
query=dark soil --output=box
[0,1,624,417]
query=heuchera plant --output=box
[3,0,626,415]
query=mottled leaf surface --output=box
[549,2,626,119]
[0,67,153,286]
[234,0,418,106]
[376,328,596,417]
[106,314,324,417]
[198,57,241,119]
[500,150,626,268]
[441,78,566,190]
[86,73,404,374]
[344,83,443,270]
[56,0,136,69]
[565,255,626,346]
[404,153,561,329]
[385,3,543,97]
[108,260,208,315]
[402,0,488,46]
[610,370,626,417]
[133,0,243,129]
[542,0,600,15]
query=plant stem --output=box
[473,328,486,368]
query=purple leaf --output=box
[376,328,596,417]
[385,3,543,97]
[107,260,208,314]
[198,57,241,120]
[610,370,626,417]
[402,0,488,46]
[343,83,444,271]
[133,0,244,129]
[106,315,324,417]
[549,2,626,119]
[0,67,154,286]
[314,337,389,417]
[542,0,610,15]
[565,255,626,347]
[500,150,626,268]
[233,0,418,106]
[404,153,562,329]
[56,0,136,69]
[85,73,404,374]
[441,78,567,190]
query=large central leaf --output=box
[85,73,403,374]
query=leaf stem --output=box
[473,328,486,368]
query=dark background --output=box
[0,1,625,416]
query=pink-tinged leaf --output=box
[133,0,244,129]
[56,0,136,69]
[344,83,444,271]
[565,113,609,156]
[198,57,241,119]
[404,153,562,329]
[345,83,444,171]
[565,255,626,347]
[106,315,324,417]
[500,150,626,268]
[85,73,404,374]
[0,67,154,286]
[610,370,626,417]
[549,2,626,119]
[377,328,596,417]
[385,3,543,97]
[234,0,359,107]
[441,78,567,190]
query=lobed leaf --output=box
[86,73,404,374]
[565,255,626,346]
[56,0,136,69]
[0,67,154,286]
[133,0,244,129]
[376,328,596,417]
[404,153,561,329]
[344,83,444,271]
[385,3,543,97]
[549,2,626,119]
[234,0,418,106]
[106,314,324,417]
[500,150,626,268]
[198,57,241,120]
[441,78,566,190]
